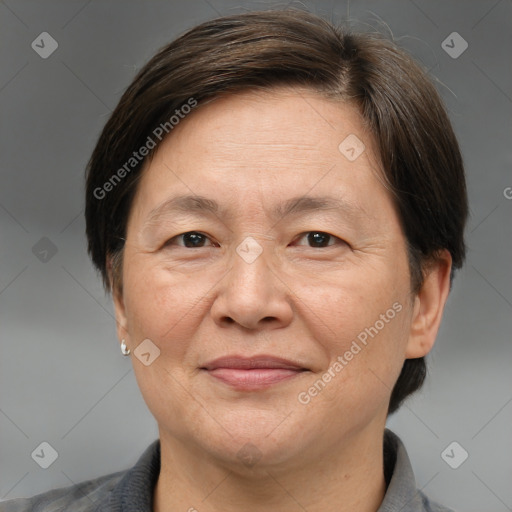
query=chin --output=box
[190,409,314,470]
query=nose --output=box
[210,241,294,331]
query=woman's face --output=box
[114,87,423,468]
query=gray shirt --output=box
[0,429,454,511]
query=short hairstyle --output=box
[85,9,468,415]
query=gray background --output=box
[1,1,511,511]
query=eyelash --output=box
[164,231,346,249]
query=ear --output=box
[107,256,129,348]
[405,250,452,359]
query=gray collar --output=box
[95,429,450,512]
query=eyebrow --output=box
[143,194,368,228]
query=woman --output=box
[2,9,467,512]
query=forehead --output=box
[128,87,391,226]
[168,87,373,157]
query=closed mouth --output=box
[201,355,308,390]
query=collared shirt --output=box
[0,429,454,512]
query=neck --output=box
[154,425,387,512]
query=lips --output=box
[202,355,308,390]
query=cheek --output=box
[122,257,208,350]
[122,262,211,431]
[300,269,411,405]
[298,260,407,341]
[335,304,410,409]
[131,361,206,444]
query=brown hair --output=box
[85,9,468,414]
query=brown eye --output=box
[166,231,213,248]
[294,231,344,248]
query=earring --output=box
[120,339,131,356]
